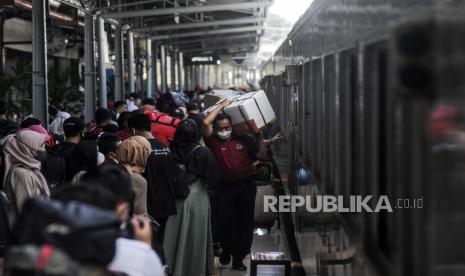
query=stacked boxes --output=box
[204,90,276,135]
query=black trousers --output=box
[152,216,168,264]
[216,177,257,261]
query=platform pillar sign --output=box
[32,0,48,126]
[160,44,167,93]
[97,16,107,108]
[84,14,96,122]
[146,38,153,98]
[128,31,135,94]
[114,27,124,101]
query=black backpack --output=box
[5,244,115,276]
[172,145,201,198]
[41,149,67,190]
[11,198,121,266]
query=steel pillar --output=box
[177,51,183,91]
[114,27,124,101]
[160,44,167,93]
[146,38,153,98]
[32,0,48,125]
[84,14,96,122]
[170,50,176,91]
[128,32,135,93]
[194,65,199,89]
[152,43,158,94]
[206,65,211,88]
[97,16,107,108]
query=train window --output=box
[323,54,336,192]
[311,58,323,179]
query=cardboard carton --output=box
[203,90,241,108]
[224,90,276,135]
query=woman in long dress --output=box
[164,119,219,276]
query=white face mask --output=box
[216,130,232,140]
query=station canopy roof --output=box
[92,0,274,59]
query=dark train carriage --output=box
[260,0,465,275]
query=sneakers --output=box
[232,260,247,271]
[219,251,231,265]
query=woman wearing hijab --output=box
[164,120,219,276]
[3,129,50,226]
[116,136,151,215]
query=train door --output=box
[362,40,399,275]
[323,54,337,193]
[284,64,302,196]
[338,48,360,231]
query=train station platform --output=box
[215,224,296,276]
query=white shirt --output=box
[126,99,139,112]
[108,238,164,276]
[49,111,71,135]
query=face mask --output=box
[34,150,47,162]
[216,130,232,140]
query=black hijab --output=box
[170,120,219,189]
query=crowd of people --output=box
[0,89,285,276]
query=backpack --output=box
[11,198,121,266]
[145,112,181,145]
[172,145,201,198]
[5,244,115,276]
[41,149,67,190]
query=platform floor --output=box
[214,224,366,276]
[215,226,288,276]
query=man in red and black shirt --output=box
[202,100,268,271]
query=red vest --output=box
[144,111,181,145]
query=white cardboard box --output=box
[224,90,276,135]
